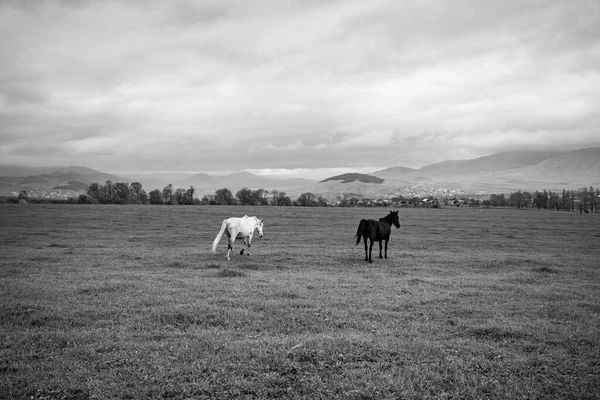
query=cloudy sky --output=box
[1,0,599,179]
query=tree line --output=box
[13,181,598,213]
[75,181,328,207]
[75,182,600,212]
[483,187,599,213]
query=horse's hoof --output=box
[240,249,244,255]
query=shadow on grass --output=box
[165,261,226,270]
[165,261,187,269]
[48,243,69,248]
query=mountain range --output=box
[1,148,598,200]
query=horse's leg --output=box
[363,235,368,261]
[226,230,236,260]
[368,238,374,263]
[246,234,253,256]
[378,240,383,259]
[384,238,389,259]
[240,238,246,255]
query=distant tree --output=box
[269,190,280,206]
[170,186,195,205]
[491,194,507,207]
[318,196,328,206]
[104,180,114,203]
[184,186,196,205]
[236,188,254,205]
[162,184,174,204]
[270,190,292,206]
[130,182,147,204]
[113,182,130,204]
[522,191,533,208]
[252,189,269,206]
[551,190,561,210]
[77,194,90,204]
[581,187,590,213]
[214,188,236,205]
[173,188,187,205]
[201,194,213,205]
[149,189,164,205]
[86,183,100,201]
[296,192,316,206]
[533,190,548,210]
[130,182,142,197]
[509,191,523,208]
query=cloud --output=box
[0,0,599,175]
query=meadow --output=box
[1,204,599,399]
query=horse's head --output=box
[255,217,264,238]
[389,210,400,228]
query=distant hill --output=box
[372,166,418,179]
[2,147,598,199]
[320,173,384,184]
[531,147,600,173]
[0,165,129,196]
[314,147,600,200]
[416,150,565,176]
[0,165,128,182]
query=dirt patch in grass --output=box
[533,266,556,273]
[216,268,246,278]
[466,326,531,342]
[165,261,187,269]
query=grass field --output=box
[1,204,599,399]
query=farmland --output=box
[1,204,599,399]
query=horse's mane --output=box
[242,215,261,223]
[380,211,398,225]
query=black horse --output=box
[354,210,401,263]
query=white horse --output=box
[211,215,264,260]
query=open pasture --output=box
[1,204,599,399]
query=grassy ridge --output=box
[1,205,599,399]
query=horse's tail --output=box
[211,220,228,252]
[354,219,366,246]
